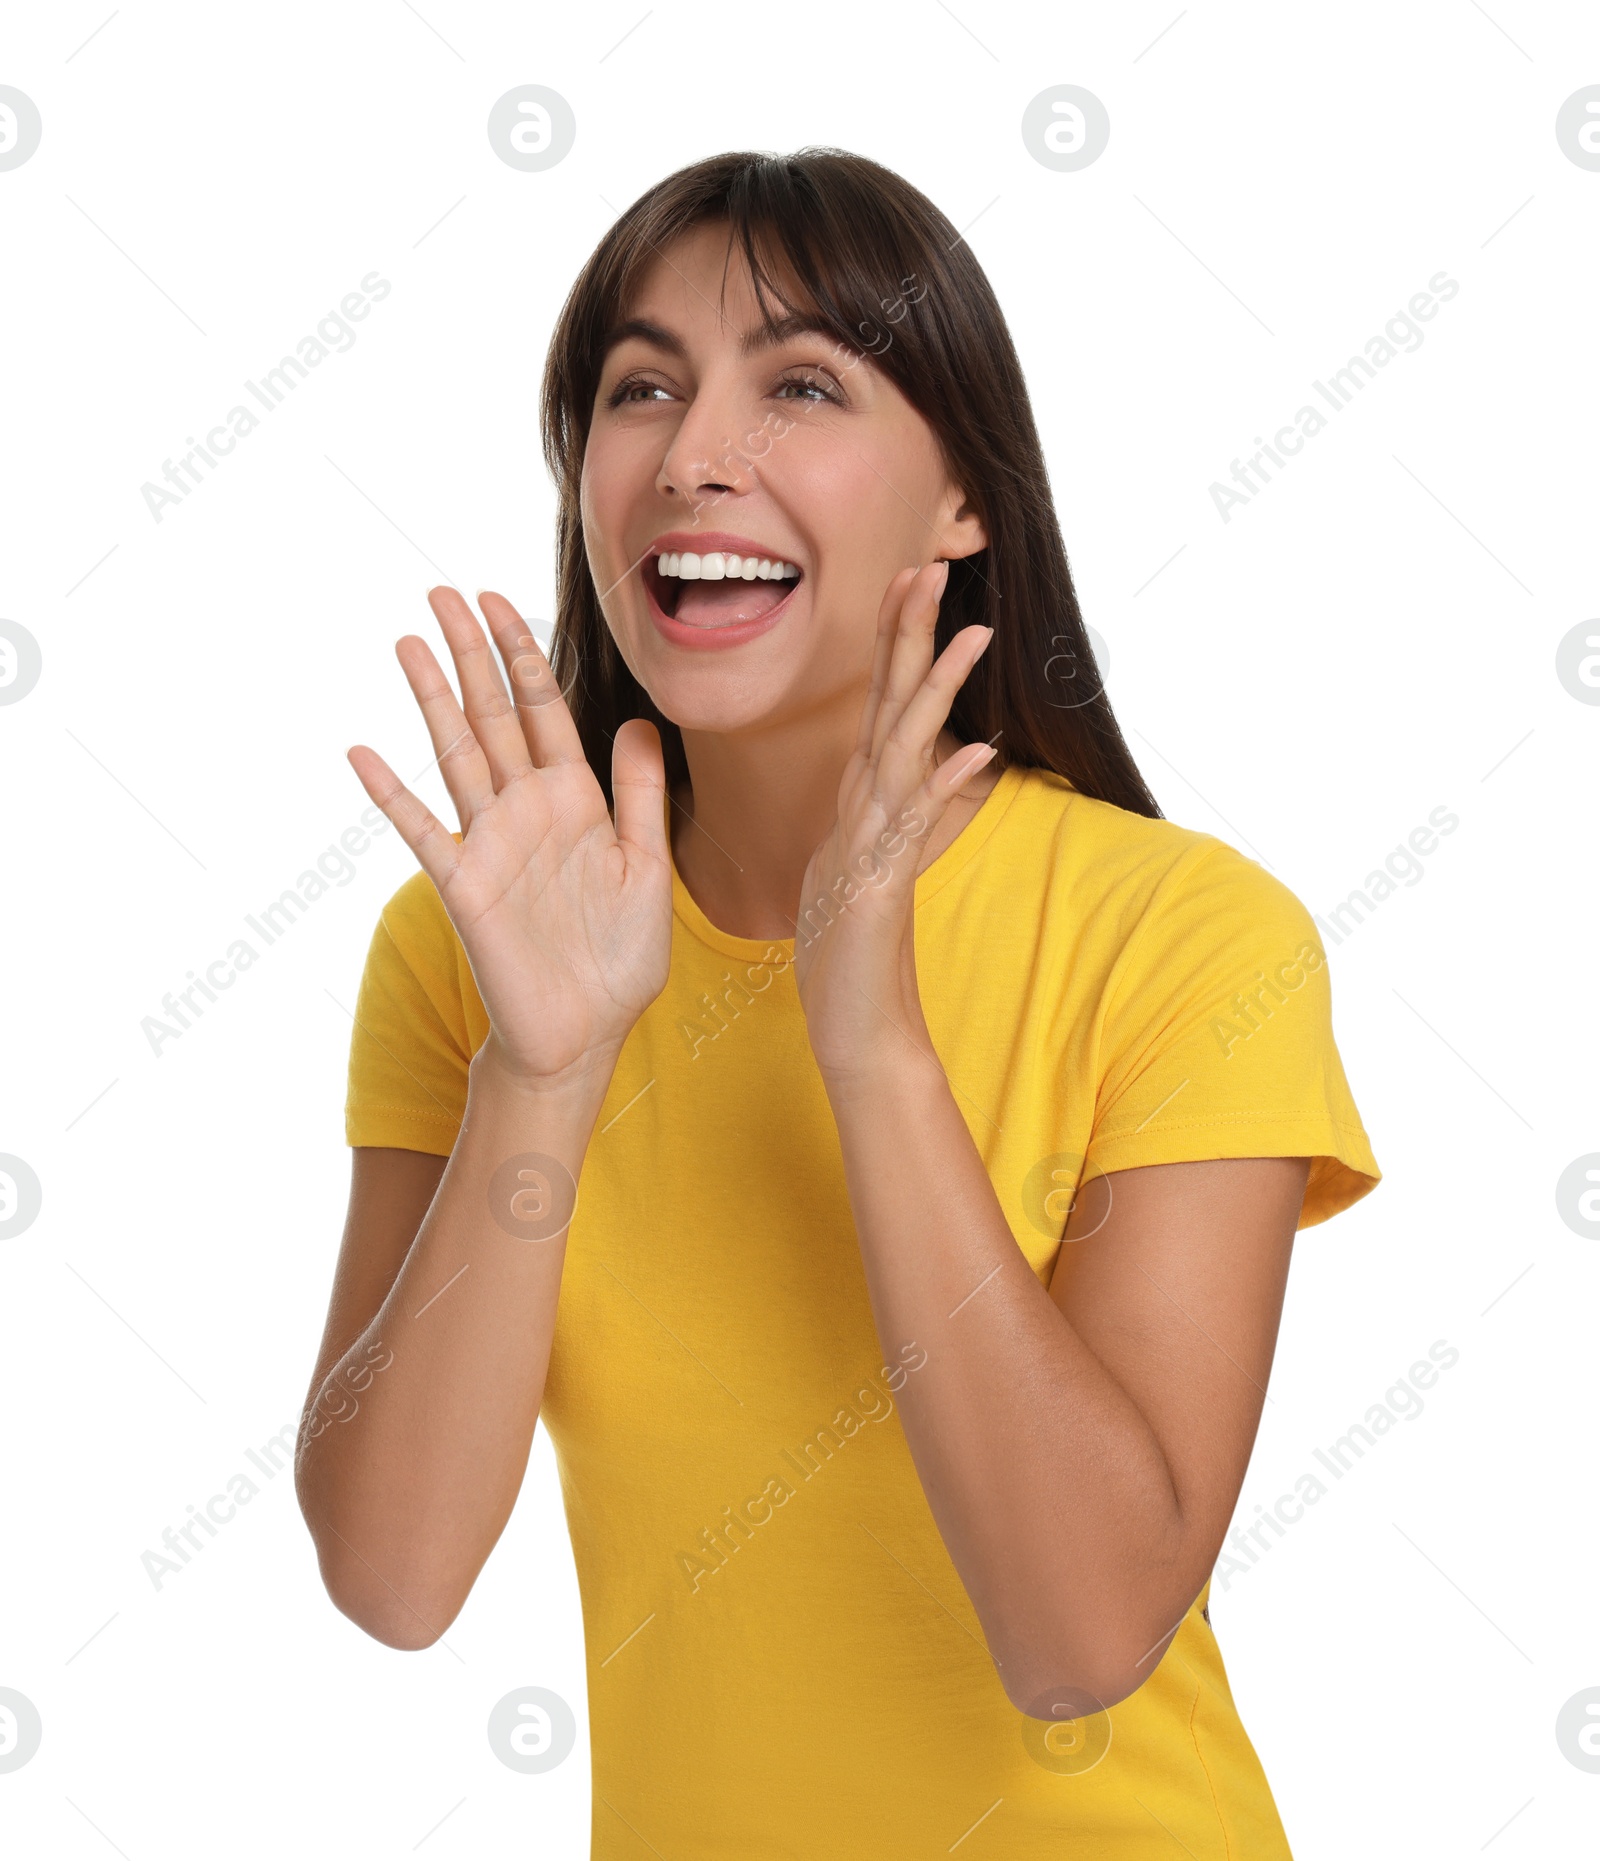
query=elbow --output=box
[995,1612,1184,1720]
[997,1657,1148,1722]
[359,1615,447,1654]
[995,1558,1211,1719]
[298,1488,460,1652]
[316,1549,458,1651]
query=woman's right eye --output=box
[606,376,672,406]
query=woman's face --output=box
[580,221,987,742]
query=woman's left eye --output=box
[775,374,839,404]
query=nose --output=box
[655,373,757,511]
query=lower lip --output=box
[643,567,801,651]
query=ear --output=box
[935,487,989,561]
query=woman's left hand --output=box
[792,559,996,1089]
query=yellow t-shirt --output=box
[345,761,1380,1857]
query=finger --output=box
[393,633,496,830]
[610,718,669,868]
[346,743,463,896]
[899,739,998,852]
[478,591,590,770]
[876,623,994,806]
[869,561,948,766]
[424,586,534,791]
[855,567,918,762]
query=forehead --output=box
[625,221,775,314]
[609,221,828,351]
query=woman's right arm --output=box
[295,1044,616,1649]
[295,586,670,1649]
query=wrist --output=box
[808,984,933,1096]
[469,1034,624,1112]
[817,1040,945,1113]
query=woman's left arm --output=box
[795,560,1307,1715]
[825,1054,1306,1717]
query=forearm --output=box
[825,1054,1188,1709]
[296,1042,616,1648]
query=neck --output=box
[668,713,999,942]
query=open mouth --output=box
[645,549,803,629]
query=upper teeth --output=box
[656,551,799,581]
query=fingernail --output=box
[954,743,995,783]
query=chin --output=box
[638,664,795,737]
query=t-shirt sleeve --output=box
[1083,840,1381,1229]
[343,863,474,1157]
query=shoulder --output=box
[982,768,1326,1036]
[352,835,485,1063]
[999,765,1312,939]
[368,834,467,977]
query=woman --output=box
[297,147,1381,1855]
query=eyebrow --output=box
[599,311,846,365]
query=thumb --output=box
[610,718,668,867]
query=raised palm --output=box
[347,588,672,1083]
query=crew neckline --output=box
[666,760,1031,961]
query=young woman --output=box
[297,148,1381,1856]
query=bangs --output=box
[593,153,938,406]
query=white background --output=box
[2,2,1596,1855]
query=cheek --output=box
[576,452,605,561]
[581,427,655,543]
[781,443,930,597]
[577,448,640,640]
[578,438,619,534]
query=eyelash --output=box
[605,368,845,409]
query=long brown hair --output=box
[539,146,1163,821]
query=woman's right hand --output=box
[347,587,672,1088]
